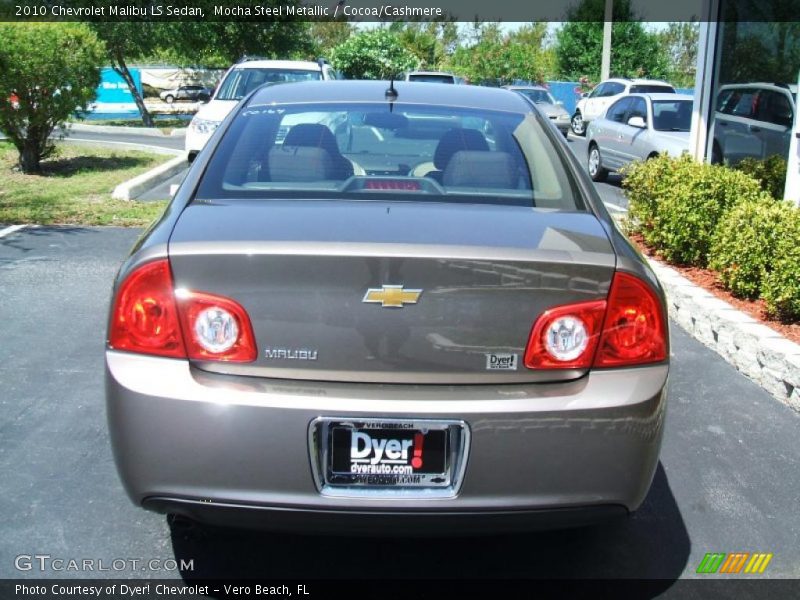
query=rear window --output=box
[516,89,557,104]
[407,74,455,84]
[195,102,583,210]
[718,89,758,117]
[629,84,676,94]
[652,100,692,131]
[215,68,322,100]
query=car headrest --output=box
[281,123,353,180]
[283,124,339,154]
[433,128,490,170]
[267,146,334,182]
[442,151,518,189]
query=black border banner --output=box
[3,579,800,600]
[1,0,800,23]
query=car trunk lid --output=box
[168,199,615,383]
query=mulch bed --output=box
[628,233,800,346]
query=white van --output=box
[186,58,337,160]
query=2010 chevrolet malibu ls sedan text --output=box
[106,81,669,534]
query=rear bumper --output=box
[147,497,627,535]
[106,351,668,532]
[552,120,571,133]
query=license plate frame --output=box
[309,418,470,498]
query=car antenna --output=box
[385,75,398,109]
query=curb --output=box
[112,153,187,201]
[68,123,187,138]
[648,256,800,411]
[62,137,183,157]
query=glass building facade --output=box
[692,0,800,202]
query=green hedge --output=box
[623,154,800,322]
[762,212,800,322]
[709,196,791,299]
[623,154,762,266]
[735,155,788,200]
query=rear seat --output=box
[267,146,334,182]
[442,151,518,188]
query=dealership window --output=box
[706,5,799,180]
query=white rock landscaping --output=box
[648,257,800,411]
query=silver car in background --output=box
[586,93,692,181]
[106,81,669,534]
[506,85,571,136]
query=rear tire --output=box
[588,144,608,182]
[164,95,174,104]
[571,112,586,136]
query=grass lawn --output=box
[0,142,169,226]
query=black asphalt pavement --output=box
[1,225,799,592]
[567,133,630,211]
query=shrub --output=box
[0,23,104,173]
[330,29,418,80]
[735,155,788,200]
[710,195,792,299]
[623,154,763,266]
[621,153,676,241]
[762,207,800,322]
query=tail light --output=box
[594,272,667,367]
[524,301,606,369]
[525,271,667,370]
[108,260,185,358]
[175,289,257,362]
[108,259,257,362]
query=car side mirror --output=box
[581,92,589,99]
[627,116,647,128]
[197,92,210,103]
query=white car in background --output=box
[186,58,337,161]
[571,78,676,136]
[585,93,693,182]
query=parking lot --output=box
[1,137,799,589]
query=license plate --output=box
[310,418,468,496]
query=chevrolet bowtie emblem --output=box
[362,285,422,308]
